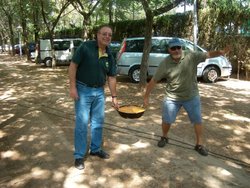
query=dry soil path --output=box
[0,54,249,188]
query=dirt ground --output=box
[0,54,249,188]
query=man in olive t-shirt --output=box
[144,38,230,156]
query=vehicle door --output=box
[39,39,52,61]
[54,40,71,64]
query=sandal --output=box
[195,145,208,156]
[157,137,168,147]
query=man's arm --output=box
[68,62,79,100]
[206,46,230,58]
[108,76,119,109]
[144,78,157,107]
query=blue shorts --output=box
[162,95,202,125]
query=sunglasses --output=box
[99,32,112,37]
[170,46,182,51]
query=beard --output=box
[172,54,181,59]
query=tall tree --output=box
[31,0,41,44]
[69,0,100,40]
[99,0,144,23]
[18,0,31,60]
[139,0,185,87]
[39,0,70,67]
[0,0,18,55]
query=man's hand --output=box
[221,45,231,56]
[207,45,231,58]
[68,62,79,100]
[224,45,231,54]
[69,87,79,100]
[112,97,119,110]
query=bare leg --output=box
[162,122,171,137]
[194,123,203,145]
[194,123,208,156]
[158,122,171,147]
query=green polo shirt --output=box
[72,40,117,86]
[153,51,207,101]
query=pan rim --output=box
[117,105,145,115]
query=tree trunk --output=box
[237,60,240,79]
[139,0,185,88]
[32,0,40,43]
[108,1,113,23]
[49,36,56,68]
[139,17,153,88]
[82,17,91,40]
[19,0,29,61]
[139,0,154,88]
[7,15,15,56]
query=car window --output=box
[151,39,168,54]
[125,39,169,54]
[182,40,203,52]
[54,41,70,51]
[73,40,82,47]
[109,42,121,52]
[125,39,144,52]
[182,41,194,51]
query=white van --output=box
[38,38,83,67]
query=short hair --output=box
[97,24,112,33]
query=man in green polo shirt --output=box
[144,38,230,156]
[69,25,119,170]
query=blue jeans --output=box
[74,83,105,159]
[162,95,202,125]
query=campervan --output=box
[38,38,83,67]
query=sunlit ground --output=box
[0,54,249,188]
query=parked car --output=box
[14,42,36,56]
[116,37,232,83]
[109,41,121,59]
[28,42,36,54]
[38,38,83,67]
[2,44,12,52]
[14,44,26,54]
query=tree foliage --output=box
[39,0,70,67]
[0,0,19,55]
[69,0,101,39]
[0,0,249,77]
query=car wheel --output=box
[202,66,220,83]
[129,66,140,83]
[44,57,52,67]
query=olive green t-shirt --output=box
[153,51,207,101]
[72,40,117,86]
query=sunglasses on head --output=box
[170,46,181,51]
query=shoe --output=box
[195,145,208,156]
[157,137,168,147]
[90,150,110,159]
[75,158,84,170]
